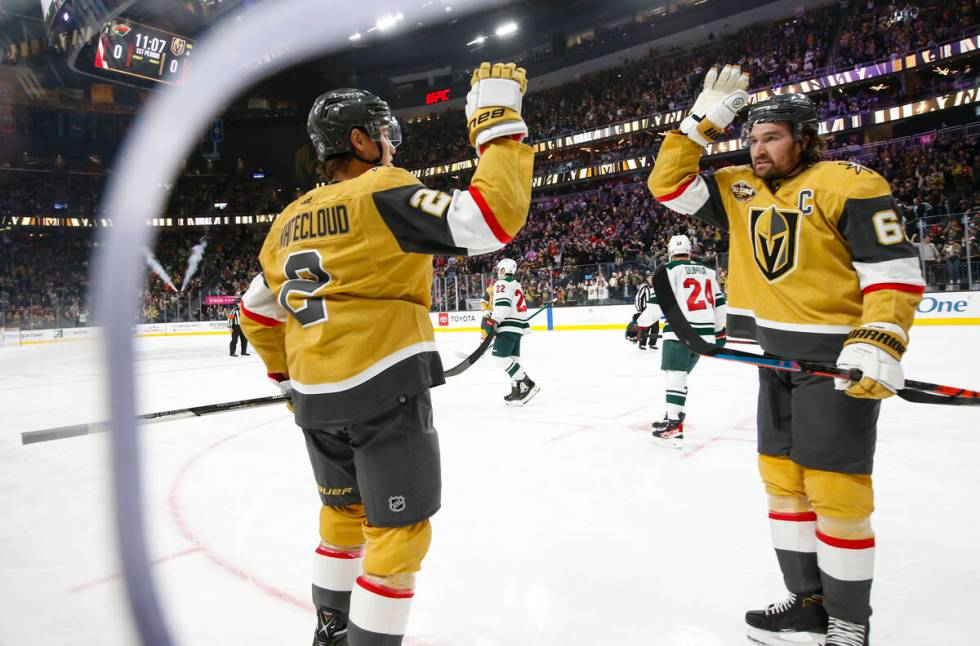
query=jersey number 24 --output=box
[683,277,715,312]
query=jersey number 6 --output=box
[279,250,331,327]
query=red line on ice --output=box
[67,547,201,593]
[166,429,313,611]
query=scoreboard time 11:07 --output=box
[94,18,194,85]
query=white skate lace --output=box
[765,593,798,615]
[825,618,866,646]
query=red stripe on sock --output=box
[862,282,925,295]
[468,186,512,243]
[355,575,414,599]
[768,511,818,522]
[315,545,364,559]
[816,530,875,550]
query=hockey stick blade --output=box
[444,329,495,377]
[652,266,979,406]
[21,394,289,445]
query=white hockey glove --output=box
[268,372,294,409]
[679,64,750,147]
[465,61,528,154]
[834,323,907,399]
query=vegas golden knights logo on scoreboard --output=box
[750,206,801,282]
[171,38,187,56]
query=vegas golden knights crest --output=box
[750,206,800,282]
[171,38,187,56]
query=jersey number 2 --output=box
[515,289,527,312]
[279,250,331,327]
[683,277,714,312]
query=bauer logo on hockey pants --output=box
[388,496,406,512]
[750,206,801,282]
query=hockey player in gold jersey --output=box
[240,63,533,646]
[649,66,924,645]
[479,282,495,340]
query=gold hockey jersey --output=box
[480,285,495,314]
[648,132,924,361]
[241,138,533,425]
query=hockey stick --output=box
[653,267,979,406]
[21,394,288,445]
[26,299,556,443]
[443,298,556,377]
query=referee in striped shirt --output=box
[634,272,660,350]
[228,302,250,356]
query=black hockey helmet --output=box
[307,88,402,162]
[742,93,819,143]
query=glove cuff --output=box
[679,114,726,147]
[470,109,527,148]
[844,325,906,361]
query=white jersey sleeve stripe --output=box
[241,273,287,326]
[655,175,711,215]
[446,188,507,255]
[853,257,925,291]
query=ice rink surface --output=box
[1,326,978,646]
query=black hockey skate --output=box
[651,413,685,448]
[825,617,869,646]
[313,606,348,646]
[745,592,828,645]
[504,376,540,406]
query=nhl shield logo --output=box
[171,38,187,56]
[388,495,406,513]
[750,206,801,282]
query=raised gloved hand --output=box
[268,372,294,410]
[465,62,528,153]
[834,324,907,399]
[679,64,750,147]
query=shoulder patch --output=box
[730,180,756,202]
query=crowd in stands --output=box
[400,3,843,169]
[0,167,296,221]
[864,133,980,286]
[398,0,978,171]
[834,0,980,67]
[4,126,975,329]
[3,0,979,328]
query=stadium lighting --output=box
[467,35,487,46]
[495,21,517,37]
[349,32,362,41]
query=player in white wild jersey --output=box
[487,258,539,405]
[643,234,727,447]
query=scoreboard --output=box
[94,18,193,85]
